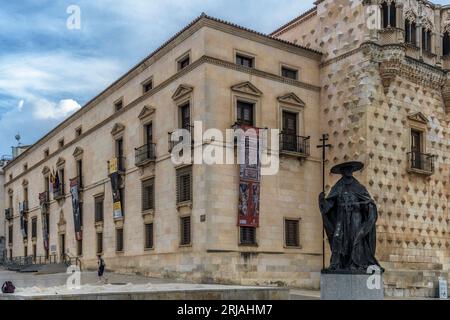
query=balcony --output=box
[135,143,156,167]
[39,191,50,204]
[407,152,435,176]
[378,27,404,46]
[168,127,194,153]
[5,208,13,220]
[279,133,310,158]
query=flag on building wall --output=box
[70,178,82,241]
[109,158,123,219]
[39,192,49,250]
[237,125,261,228]
[19,202,26,238]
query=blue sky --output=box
[0,0,448,156]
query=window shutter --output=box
[116,229,124,252]
[240,227,256,245]
[180,216,191,245]
[145,223,154,249]
[176,166,192,204]
[285,220,300,247]
[142,179,155,211]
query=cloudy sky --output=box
[0,0,448,156]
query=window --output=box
[145,223,154,249]
[58,168,65,195]
[180,216,191,246]
[114,99,123,112]
[8,225,13,245]
[58,139,64,149]
[24,246,28,258]
[44,149,49,158]
[76,159,83,188]
[178,54,190,71]
[143,79,153,93]
[116,228,124,252]
[32,217,37,238]
[96,233,103,254]
[179,103,191,131]
[285,219,300,247]
[236,101,254,126]
[75,127,82,137]
[410,129,424,170]
[77,239,83,256]
[405,20,417,45]
[281,66,298,80]
[282,111,299,152]
[142,178,155,211]
[444,31,450,56]
[95,196,104,223]
[240,227,257,245]
[176,166,192,204]
[115,138,125,171]
[236,54,254,68]
[381,1,396,28]
[422,28,432,53]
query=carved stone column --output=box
[396,2,404,30]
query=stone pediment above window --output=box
[231,81,262,97]
[111,123,125,136]
[172,84,193,101]
[42,166,50,175]
[277,93,305,108]
[73,147,84,159]
[56,157,66,168]
[138,105,156,120]
[407,112,428,125]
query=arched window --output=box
[422,28,432,53]
[443,30,450,56]
[405,21,417,45]
[382,1,397,28]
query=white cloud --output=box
[17,100,24,112]
[33,99,81,120]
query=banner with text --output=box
[109,158,123,219]
[237,125,261,228]
[70,178,83,241]
[39,192,49,250]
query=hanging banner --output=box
[109,158,123,219]
[39,192,49,250]
[19,202,26,238]
[237,125,261,228]
[70,178,82,241]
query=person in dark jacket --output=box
[97,255,108,283]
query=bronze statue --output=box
[319,161,382,272]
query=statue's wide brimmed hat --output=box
[330,161,364,175]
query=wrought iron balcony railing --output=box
[407,152,435,175]
[135,143,156,166]
[5,208,13,220]
[280,133,310,157]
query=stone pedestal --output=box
[320,271,384,300]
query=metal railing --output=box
[135,143,156,166]
[279,133,310,157]
[407,152,435,174]
[63,254,82,271]
[5,208,13,220]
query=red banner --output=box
[237,125,261,227]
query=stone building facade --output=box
[2,0,450,297]
[272,0,450,296]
